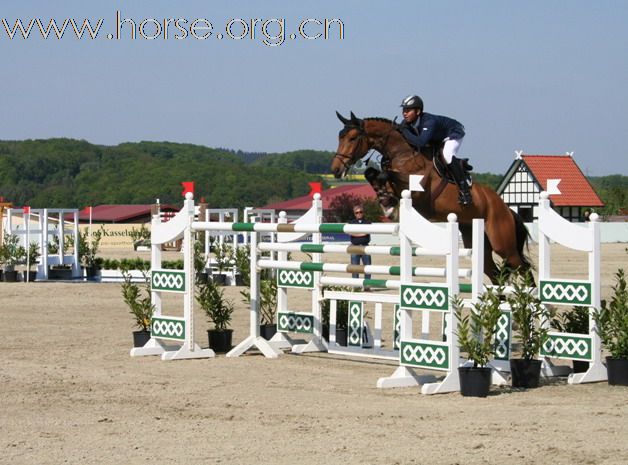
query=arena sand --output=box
[1,243,627,465]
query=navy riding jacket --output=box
[401,112,465,148]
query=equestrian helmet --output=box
[401,95,424,111]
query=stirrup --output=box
[458,189,472,206]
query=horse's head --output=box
[364,167,399,219]
[331,111,370,179]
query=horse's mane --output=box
[363,117,395,125]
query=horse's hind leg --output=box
[484,213,528,282]
[460,224,498,284]
[483,234,499,284]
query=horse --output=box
[331,112,532,283]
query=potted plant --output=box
[211,242,232,285]
[552,305,590,373]
[193,239,208,284]
[259,279,278,339]
[233,244,250,286]
[23,241,41,282]
[121,268,154,347]
[453,285,504,397]
[79,227,103,280]
[321,285,352,346]
[129,224,150,250]
[47,231,73,279]
[239,274,277,339]
[594,268,628,386]
[197,279,234,352]
[508,270,552,388]
[1,234,25,282]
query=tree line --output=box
[0,139,325,210]
[0,138,625,215]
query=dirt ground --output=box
[1,243,627,465]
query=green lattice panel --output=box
[277,269,315,289]
[399,340,450,371]
[493,310,512,361]
[151,316,185,341]
[277,311,314,334]
[539,280,592,306]
[540,332,593,361]
[400,284,449,311]
[393,304,401,350]
[347,301,363,347]
[151,269,186,293]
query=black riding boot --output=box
[447,160,472,206]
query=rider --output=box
[398,95,472,206]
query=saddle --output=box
[418,144,472,184]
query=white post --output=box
[376,190,422,388]
[312,194,323,345]
[25,210,30,282]
[183,200,194,351]
[250,219,260,338]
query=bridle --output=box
[333,129,367,173]
[334,119,399,172]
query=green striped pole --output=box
[192,221,399,235]
[258,242,472,258]
[259,259,472,279]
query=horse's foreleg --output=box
[364,168,398,218]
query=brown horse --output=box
[331,112,532,283]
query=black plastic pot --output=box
[132,330,151,348]
[195,272,209,284]
[2,270,19,282]
[208,329,233,353]
[458,367,492,397]
[510,358,543,388]
[22,271,37,282]
[606,357,628,386]
[322,325,348,346]
[260,324,277,340]
[572,360,590,374]
[211,274,228,286]
[85,266,100,281]
[336,328,348,346]
[48,268,73,280]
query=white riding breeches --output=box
[442,137,463,164]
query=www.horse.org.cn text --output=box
[0,11,345,46]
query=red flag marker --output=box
[23,206,31,214]
[308,182,322,197]
[181,181,195,197]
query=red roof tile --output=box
[522,155,604,207]
[68,204,179,223]
[263,184,376,211]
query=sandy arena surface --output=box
[2,243,627,465]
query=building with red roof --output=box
[497,153,604,222]
[70,204,180,223]
[263,183,376,218]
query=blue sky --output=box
[1,1,627,175]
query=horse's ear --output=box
[336,111,351,125]
[349,112,363,127]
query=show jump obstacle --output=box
[132,177,606,392]
[536,185,606,384]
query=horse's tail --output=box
[510,209,533,272]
